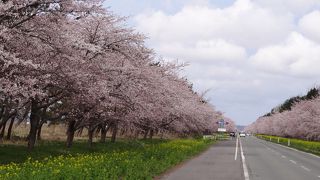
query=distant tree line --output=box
[246,87,320,141]
[264,88,319,116]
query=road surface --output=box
[161,136,320,180]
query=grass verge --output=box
[256,134,320,156]
[0,139,214,179]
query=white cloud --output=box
[253,0,320,15]
[251,32,320,77]
[157,40,247,63]
[299,10,320,42]
[184,64,246,85]
[135,0,293,49]
[130,0,320,125]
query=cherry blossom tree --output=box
[1,0,228,150]
[246,90,320,141]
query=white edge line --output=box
[300,166,311,172]
[255,137,320,159]
[235,135,239,160]
[290,160,297,164]
[239,138,250,180]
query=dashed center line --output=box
[281,155,286,158]
[290,160,297,164]
[317,175,320,178]
[300,166,311,172]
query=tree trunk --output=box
[100,129,107,143]
[100,123,110,143]
[149,129,154,139]
[111,122,118,143]
[0,119,8,140]
[28,100,40,150]
[6,117,15,140]
[66,120,76,148]
[37,122,44,141]
[88,128,94,147]
[0,123,2,134]
[160,132,164,139]
[120,128,126,136]
[0,124,2,142]
[134,130,140,139]
[143,129,149,139]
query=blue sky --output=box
[105,0,235,16]
[104,0,320,125]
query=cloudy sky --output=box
[105,0,320,125]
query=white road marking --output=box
[239,138,250,180]
[290,160,297,164]
[261,143,278,155]
[300,166,311,172]
[235,135,239,160]
[257,138,319,178]
[256,137,320,159]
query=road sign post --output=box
[216,119,228,140]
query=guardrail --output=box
[203,133,231,140]
[257,135,294,147]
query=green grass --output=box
[256,134,320,156]
[0,139,214,179]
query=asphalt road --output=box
[161,136,320,180]
[243,137,320,180]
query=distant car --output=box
[229,132,236,137]
[239,132,246,137]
